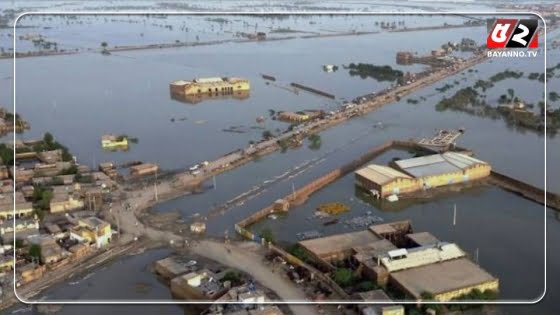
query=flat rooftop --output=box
[356,289,393,302]
[352,239,398,258]
[406,232,439,246]
[369,220,412,237]
[355,164,413,185]
[155,256,195,278]
[394,152,487,178]
[299,230,381,258]
[390,258,497,299]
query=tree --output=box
[355,281,377,292]
[262,130,273,140]
[60,164,78,175]
[33,185,53,211]
[38,190,53,210]
[277,138,289,153]
[420,291,435,300]
[288,244,312,262]
[43,132,54,146]
[34,208,45,221]
[101,42,108,50]
[259,228,275,243]
[221,270,242,286]
[29,244,41,262]
[332,268,355,287]
[0,143,13,166]
[15,239,25,249]
[61,148,73,161]
[307,134,322,151]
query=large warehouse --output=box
[355,164,421,199]
[390,258,499,301]
[392,152,491,189]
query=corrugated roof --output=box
[355,164,412,185]
[394,153,487,178]
[442,152,487,169]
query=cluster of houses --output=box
[154,256,283,315]
[0,139,116,287]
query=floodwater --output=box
[4,248,186,315]
[0,7,559,315]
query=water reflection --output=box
[170,90,250,105]
[354,184,489,213]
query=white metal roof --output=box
[394,152,487,178]
[382,243,466,272]
[388,248,408,258]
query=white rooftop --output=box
[170,80,191,85]
[394,152,487,178]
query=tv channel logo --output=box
[487,19,538,49]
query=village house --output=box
[37,149,62,164]
[0,179,13,194]
[69,216,112,248]
[28,235,67,264]
[170,268,228,300]
[16,262,46,285]
[43,222,65,239]
[68,242,91,259]
[49,193,84,214]
[0,255,14,271]
[0,217,40,243]
[10,166,34,185]
[0,191,34,220]
[33,161,72,177]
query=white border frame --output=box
[12,11,547,306]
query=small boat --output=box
[323,218,339,226]
[268,214,278,220]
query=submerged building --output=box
[355,165,421,199]
[101,134,128,149]
[391,152,491,189]
[170,89,250,105]
[169,77,250,96]
[356,152,491,199]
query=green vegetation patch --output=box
[347,63,403,82]
[29,132,73,161]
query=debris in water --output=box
[297,230,322,240]
[134,282,152,294]
[344,214,384,228]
